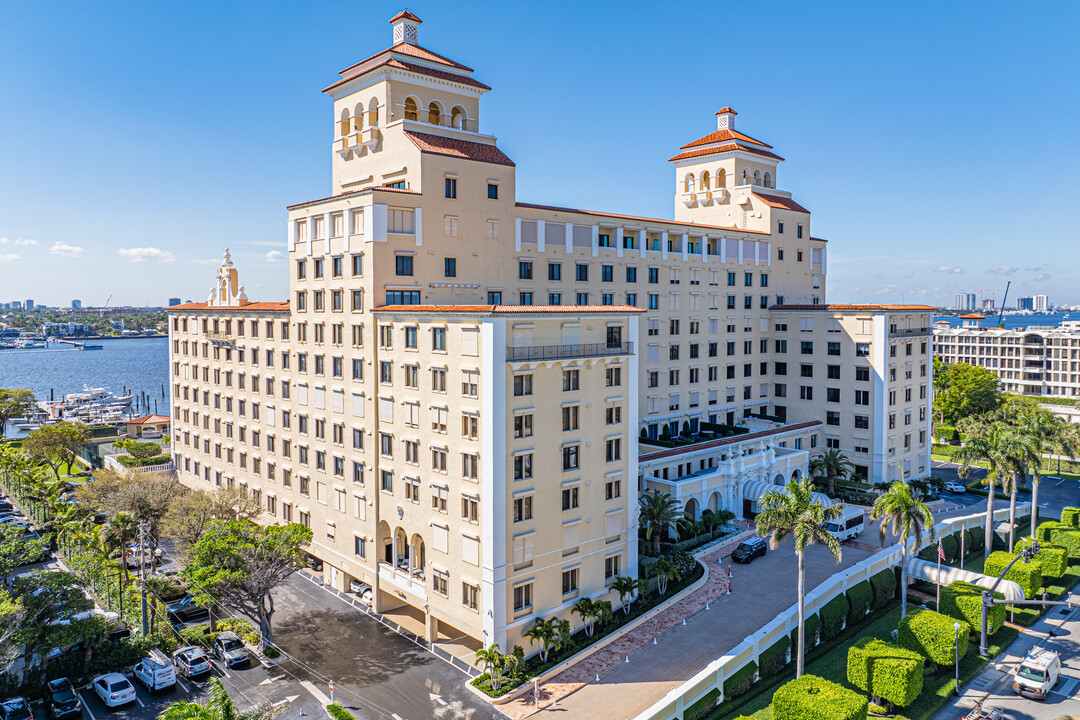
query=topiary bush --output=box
[1035,521,1059,544]
[759,635,792,679]
[846,638,924,709]
[820,593,850,640]
[723,661,758,701]
[325,703,355,720]
[791,613,822,651]
[965,528,984,556]
[1060,507,1080,528]
[939,581,1005,636]
[898,608,970,667]
[1014,537,1069,578]
[870,570,897,610]
[774,674,868,720]
[847,581,872,624]
[942,533,960,564]
[984,551,1043,599]
[1044,524,1080,559]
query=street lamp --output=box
[953,622,962,696]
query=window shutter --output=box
[562,522,580,551]
[432,524,449,553]
[314,387,326,410]
[351,393,365,417]
[605,511,623,539]
[378,396,394,422]
[462,534,480,566]
[332,390,344,413]
[461,327,479,356]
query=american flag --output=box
[937,539,946,562]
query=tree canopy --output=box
[933,362,1002,426]
[163,487,263,554]
[23,420,91,479]
[0,389,35,438]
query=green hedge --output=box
[939,581,1005,636]
[791,613,822,651]
[724,661,758,701]
[773,674,868,720]
[684,689,721,720]
[325,703,355,720]
[942,533,960,564]
[1048,525,1080,559]
[898,608,970,666]
[759,635,792,679]
[820,594,849,640]
[1035,521,1058,544]
[965,527,984,555]
[1061,507,1080,528]
[847,581,872,624]
[870,570,897,610]
[1014,537,1069,578]
[984,551,1042,599]
[846,638,924,708]
[935,425,959,444]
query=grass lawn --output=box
[712,606,1019,720]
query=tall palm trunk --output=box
[1008,473,1017,552]
[899,541,909,618]
[1031,477,1040,538]
[796,550,805,677]
[984,473,996,560]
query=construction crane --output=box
[99,294,112,317]
[997,281,1011,326]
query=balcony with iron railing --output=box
[506,341,634,362]
[205,330,235,343]
[890,327,931,338]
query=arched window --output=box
[717,168,727,188]
[700,171,711,191]
[684,173,696,193]
[367,98,380,128]
[404,97,419,121]
[338,108,351,138]
[741,169,749,185]
[353,103,365,132]
[427,101,442,125]
[753,169,762,186]
[764,171,773,188]
[451,106,466,130]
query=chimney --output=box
[715,106,737,131]
[390,10,422,45]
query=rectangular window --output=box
[518,261,533,280]
[444,258,457,277]
[513,583,532,612]
[395,255,413,276]
[548,262,562,281]
[487,183,498,199]
[563,369,580,391]
[513,495,533,522]
[445,177,457,198]
[562,445,579,471]
[514,413,533,438]
[561,568,579,595]
[514,374,533,396]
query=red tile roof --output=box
[959,313,986,319]
[338,41,471,76]
[681,128,772,150]
[934,320,952,324]
[404,131,514,166]
[325,55,488,93]
[752,193,810,214]
[372,304,645,315]
[124,414,170,425]
[715,107,738,115]
[669,144,784,163]
[640,421,822,462]
[389,10,423,23]
[771,304,937,311]
[514,202,771,235]
[167,302,290,312]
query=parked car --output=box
[90,512,108,525]
[306,555,323,571]
[349,580,374,606]
[173,646,212,678]
[91,673,136,708]
[133,649,176,691]
[213,631,249,667]
[166,594,209,623]
[1012,648,1061,700]
[44,678,82,720]
[944,481,966,493]
[0,698,32,720]
[731,536,768,563]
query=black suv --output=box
[731,537,768,563]
[45,678,82,720]
[166,595,209,623]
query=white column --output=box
[660,231,669,260]
[565,222,573,254]
[639,230,647,258]
[682,233,690,262]
[537,219,546,253]
[591,225,600,257]
[414,207,423,247]
[514,217,522,252]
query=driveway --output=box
[932,459,1079,518]
[268,573,499,720]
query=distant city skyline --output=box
[1,1,1078,306]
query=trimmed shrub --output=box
[684,689,721,720]
[791,613,822,651]
[984,551,1043,599]
[326,703,355,720]
[723,661,758,701]
[942,533,960,564]
[774,674,868,720]
[1035,521,1059,544]
[939,581,1005,635]
[1061,507,1080,528]
[759,635,792,679]
[820,593,850,640]
[846,638,924,708]
[965,527,984,555]
[935,425,959,444]
[847,581,873,624]
[1046,525,1080,559]
[870,570,897,610]
[898,608,970,667]
[1015,537,1069,578]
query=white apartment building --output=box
[167,11,932,653]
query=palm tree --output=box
[810,448,855,495]
[474,644,508,690]
[755,477,842,677]
[870,481,935,618]
[610,576,640,615]
[159,677,285,720]
[1020,410,1074,533]
[105,512,138,581]
[653,557,681,595]
[956,421,1027,558]
[523,617,562,663]
[638,491,681,555]
[571,597,598,636]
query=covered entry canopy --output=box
[906,557,1026,601]
[742,479,834,509]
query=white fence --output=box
[633,505,1030,720]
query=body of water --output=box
[0,337,169,434]
[932,312,1074,330]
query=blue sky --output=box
[1,1,1077,308]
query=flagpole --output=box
[936,551,941,606]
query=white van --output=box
[133,648,176,692]
[1012,648,1060,700]
[824,506,865,541]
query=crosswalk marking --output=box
[1050,676,1078,697]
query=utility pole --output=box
[139,520,150,637]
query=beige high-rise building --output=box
[167,11,932,654]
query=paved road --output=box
[932,459,1080,518]
[931,585,1080,720]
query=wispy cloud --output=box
[247,241,287,248]
[1034,272,1050,281]
[191,258,220,265]
[0,237,37,246]
[118,247,175,263]
[264,250,284,263]
[933,265,963,274]
[0,252,20,262]
[50,242,85,257]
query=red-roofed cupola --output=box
[390,10,422,45]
